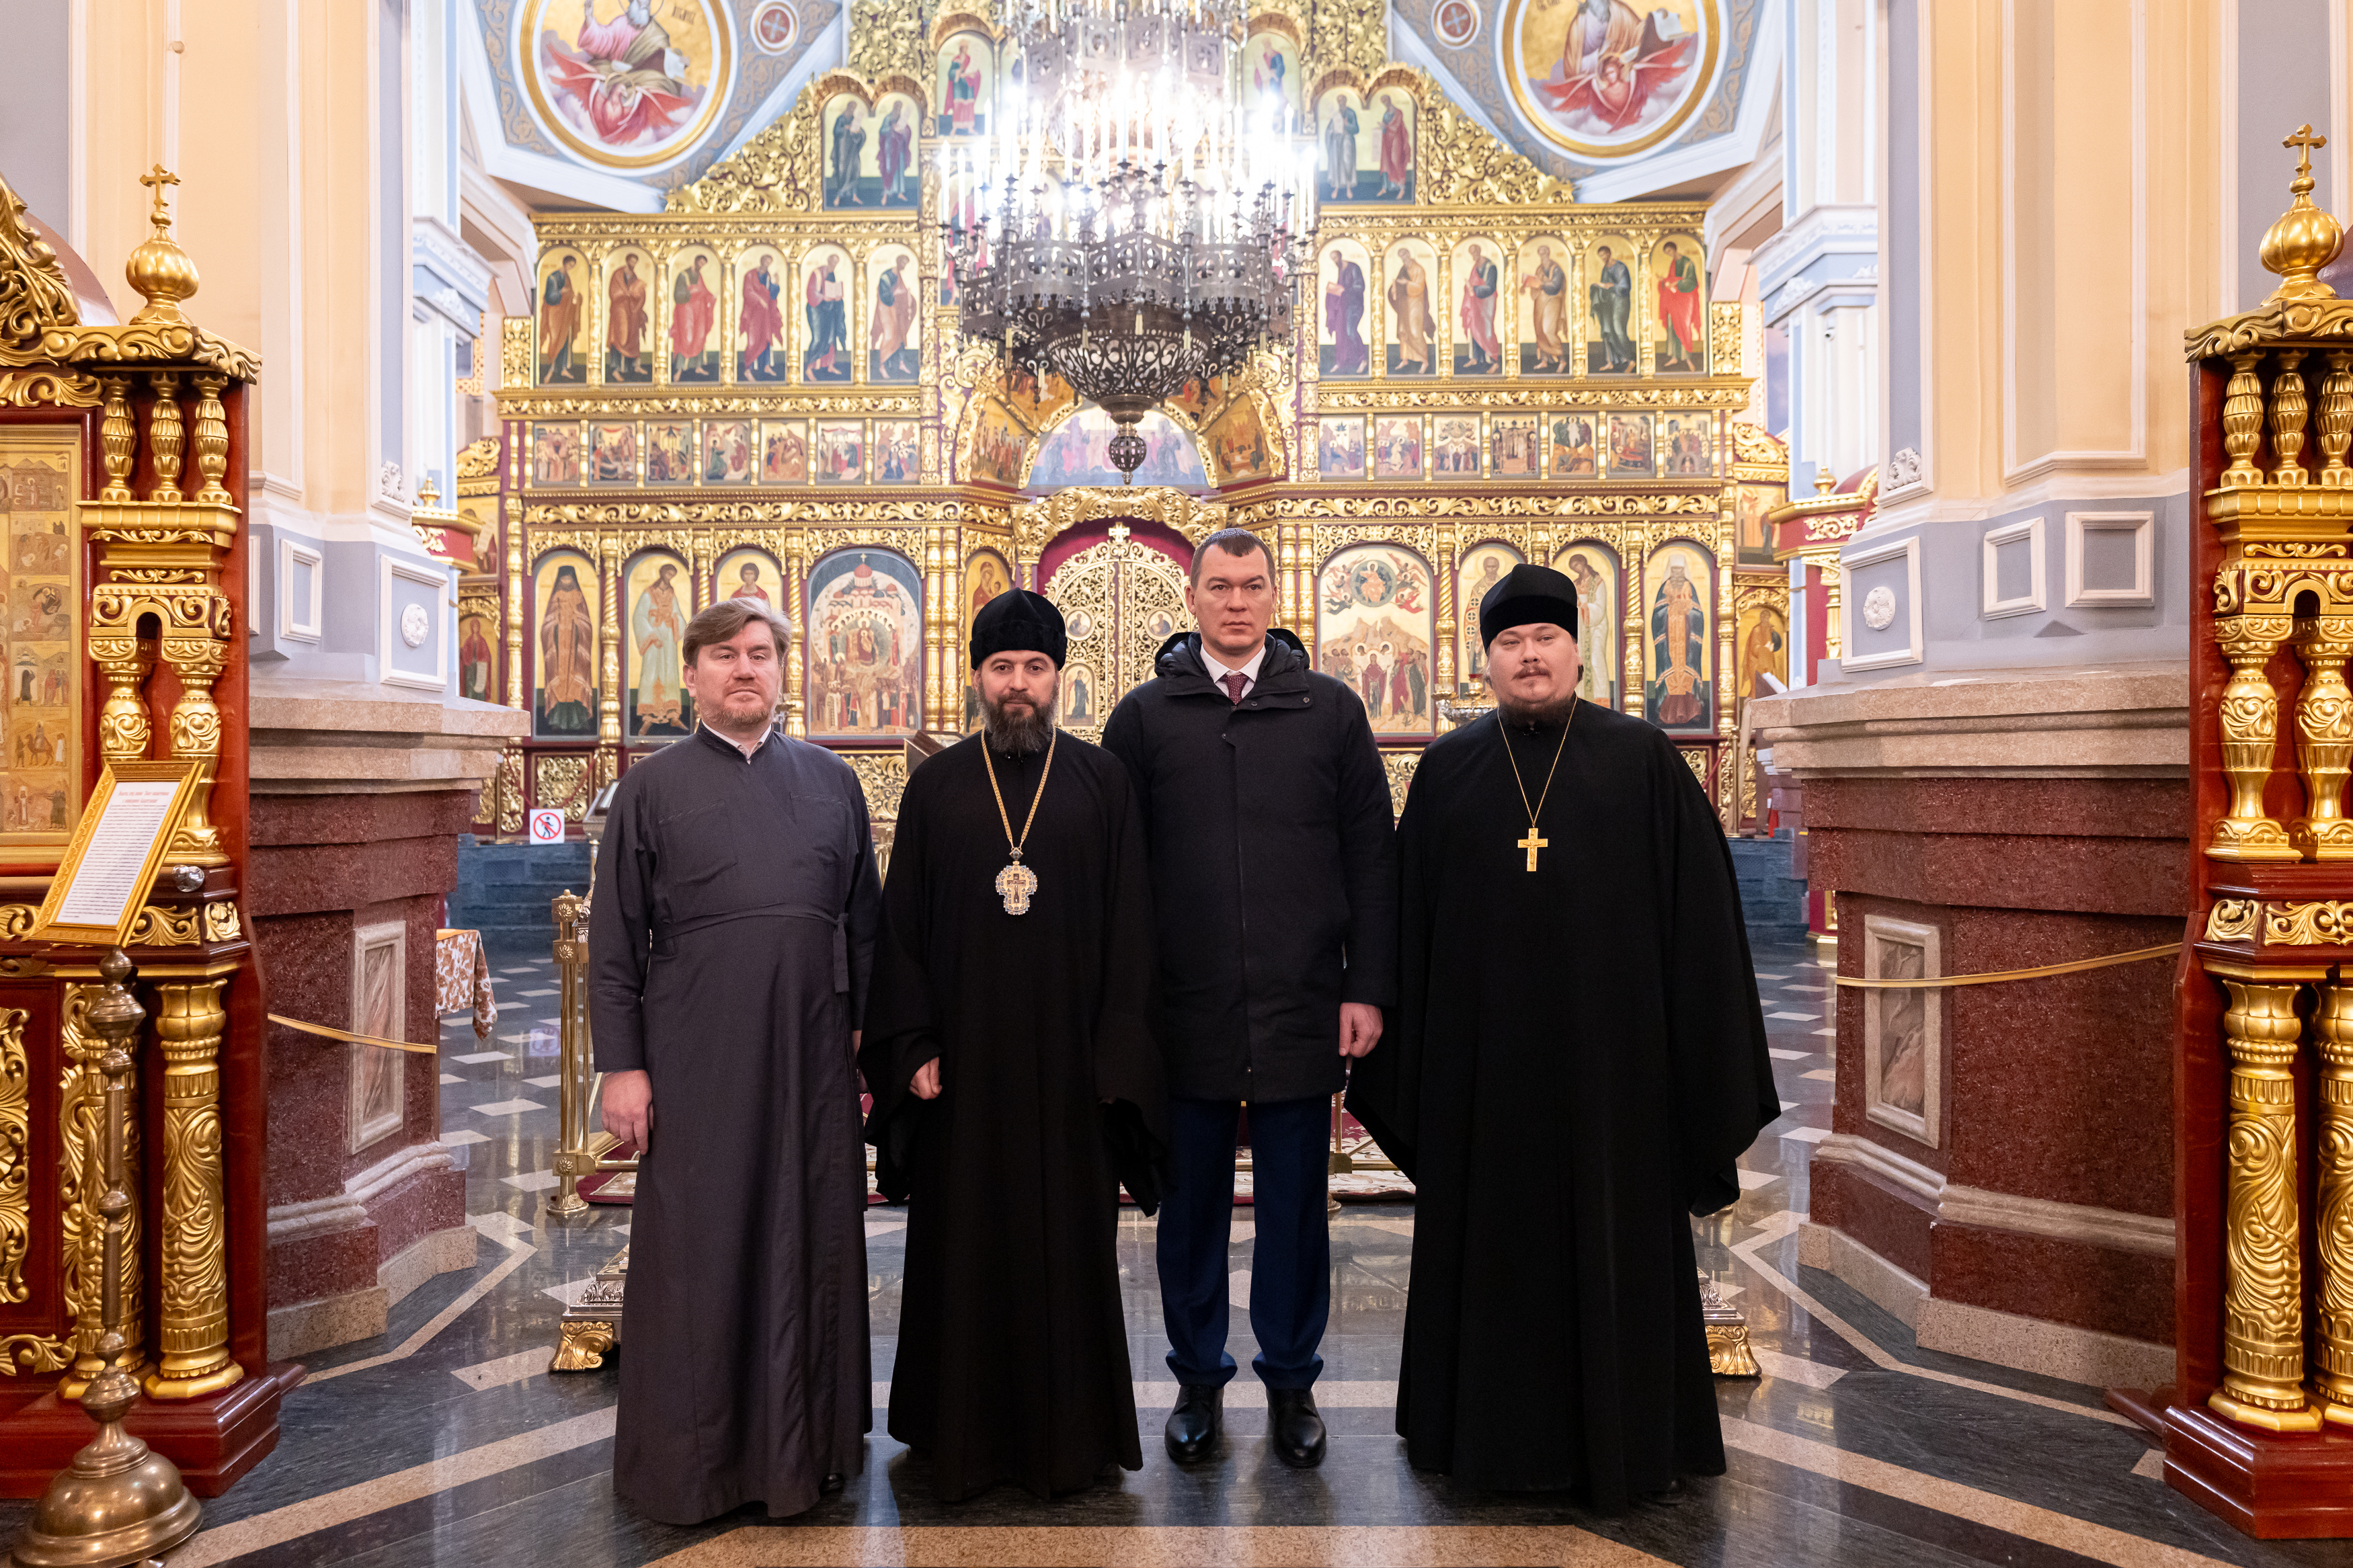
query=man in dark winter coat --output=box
[1101,527,1398,1469]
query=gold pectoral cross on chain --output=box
[1517,828,1548,873]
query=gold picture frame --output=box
[27,761,201,946]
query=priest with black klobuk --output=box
[861,588,1167,1501]
[1347,563,1779,1506]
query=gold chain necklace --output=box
[982,727,1058,915]
[1500,695,1576,872]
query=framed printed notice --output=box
[27,761,200,945]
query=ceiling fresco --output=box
[1392,0,1774,194]
[469,0,844,201]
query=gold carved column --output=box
[58,984,141,1399]
[2293,615,2353,857]
[2311,979,2353,1425]
[145,978,241,1397]
[2207,965,2326,1430]
[2212,612,2301,860]
[784,539,807,737]
[500,493,527,836]
[597,532,622,788]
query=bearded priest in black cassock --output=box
[860,589,1167,1501]
[1347,563,1779,1508]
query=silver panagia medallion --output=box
[995,858,1039,915]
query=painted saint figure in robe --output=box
[1252,42,1289,130]
[1458,243,1500,374]
[1562,548,1617,704]
[805,255,850,380]
[1388,250,1436,375]
[670,254,718,380]
[871,253,919,381]
[1376,93,1413,200]
[1521,243,1568,372]
[539,563,597,735]
[460,616,495,704]
[607,252,651,382]
[942,41,982,135]
[1324,97,1359,199]
[828,100,867,207]
[1590,244,1635,372]
[632,561,690,734]
[729,561,772,606]
[1648,555,1708,729]
[1324,250,1368,375]
[741,253,785,380]
[1656,240,1703,371]
[877,101,914,206]
[540,255,583,382]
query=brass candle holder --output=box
[12,950,201,1567]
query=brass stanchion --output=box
[13,950,201,1567]
[547,891,593,1219]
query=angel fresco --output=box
[1528,0,1702,140]
[538,0,709,155]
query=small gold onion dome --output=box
[2261,125,2344,303]
[125,164,199,325]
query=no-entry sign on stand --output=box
[528,809,566,844]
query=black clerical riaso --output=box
[588,727,881,1524]
[1347,702,1778,1505]
[861,733,1166,1501]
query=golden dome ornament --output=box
[124,165,200,326]
[2260,125,2344,304]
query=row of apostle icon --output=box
[519,538,1726,745]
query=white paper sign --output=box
[53,781,183,929]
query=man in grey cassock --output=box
[590,597,882,1524]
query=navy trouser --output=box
[1158,1094,1330,1390]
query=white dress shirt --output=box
[1199,642,1268,700]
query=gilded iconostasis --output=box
[475,0,1788,841]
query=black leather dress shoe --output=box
[1165,1383,1222,1462]
[1267,1387,1327,1467]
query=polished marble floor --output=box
[28,934,2342,1566]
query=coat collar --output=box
[1153,629,1312,704]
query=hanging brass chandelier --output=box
[943,0,1315,481]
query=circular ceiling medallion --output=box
[1433,0,1482,50]
[520,0,737,172]
[1501,0,1720,161]
[750,0,799,56]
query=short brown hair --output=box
[682,599,795,666]
[1189,527,1275,586]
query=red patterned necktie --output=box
[1222,671,1248,704]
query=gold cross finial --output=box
[2288,125,2327,182]
[138,165,180,233]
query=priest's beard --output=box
[1490,685,1579,729]
[982,688,1058,753]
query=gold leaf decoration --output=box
[2206,898,2261,942]
[0,172,79,363]
[0,369,100,407]
[2264,900,2353,946]
[666,89,824,214]
[1414,82,1575,207]
[849,0,932,82]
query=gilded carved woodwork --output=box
[1012,488,1231,559]
[845,755,908,825]
[2294,616,2353,858]
[2210,615,2299,861]
[2207,899,2262,942]
[2210,971,2325,1427]
[1412,85,1574,208]
[146,979,241,1399]
[0,370,100,408]
[0,1007,32,1305]
[2312,983,2353,1423]
[58,983,141,1397]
